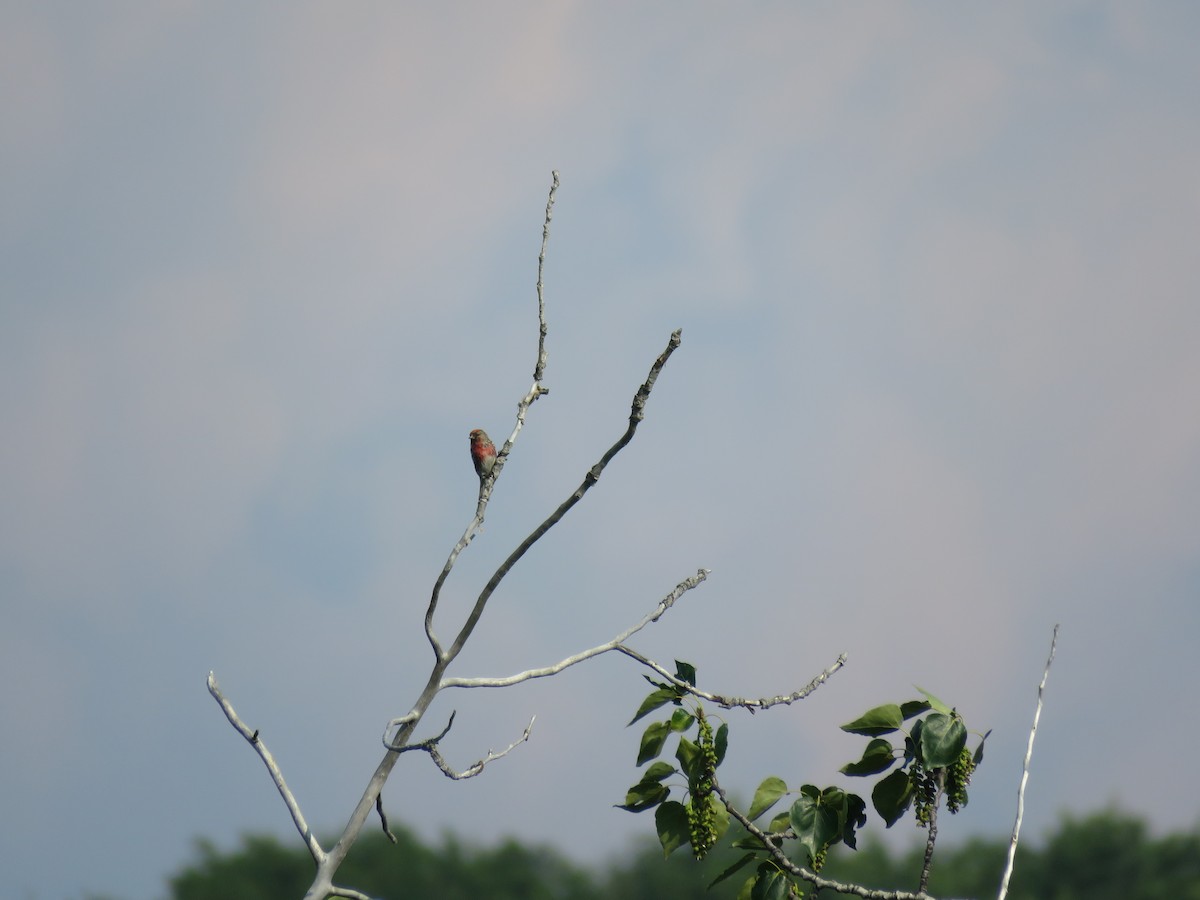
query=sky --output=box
[3,3,1199,899]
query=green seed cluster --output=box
[811,845,828,873]
[687,709,720,859]
[946,747,975,814]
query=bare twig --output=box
[387,710,458,751]
[441,569,710,690]
[533,170,557,385]
[997,624,1059,900]
[373,793,396,844]
[614,645,847,712]
[397,712,537,780]
[206,672,325,866]
[487,171,559,488]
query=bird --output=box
[469,429,497,479]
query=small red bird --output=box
[469,429,497,479]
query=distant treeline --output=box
[163,808,1200,900]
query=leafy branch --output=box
[619,664,1003,899]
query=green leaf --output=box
[822,786,847,816]
[914,686,952,715]
[900,699,932,720]
[751,866,790,900]
[820,786,849,847]
[841,792,868,849]
[668,708,695,732]
[641,760,677,783]
[748,776,788,820]
[710,792,731,841]
[767,811,791,834]
[637,721,671,765]
[714,722,729,766]
[655,801,690,857]
[815,786,865,851]
[674,660,697,687]
[675,736,700,779]
[871,769,914,827]
[918,712,967,769]
[841,703,903,736]
[840,738,896,776]
[629,688,681,726]
[974,728,992,765]
[909,719,923,747]
[789,793,840,866]
[709,852,757,889]
[616,780,669,812]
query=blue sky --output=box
[3,4,1200,898]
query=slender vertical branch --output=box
[997,624,1059,900]
[534,170,558,385]
[423,172,560,658]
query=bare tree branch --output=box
[384,709,457,751]
[212,174,699,900]
[533,170,557,386]
[442,328,683,666]
[396,711,537,780]
[440,569,710,690]
[206,672,326,866]
[997,623,1059,900]
[303,332,687,900]
[423,173,560,659]
[613,645,848,712]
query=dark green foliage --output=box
[166,809,1200,899]
[817,810,1200,900]
[172,834,312,900]
[169,825,599,900]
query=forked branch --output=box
[442,328,683,665]
[396,710,537,780]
